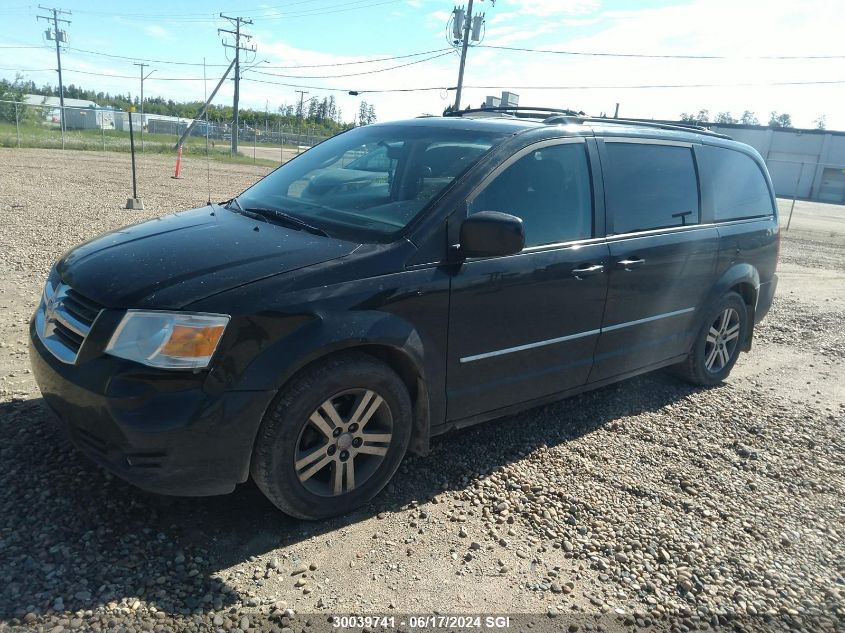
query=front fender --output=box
[241,310,428,391]
[227,309,437,455]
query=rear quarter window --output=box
[702,145,775,221]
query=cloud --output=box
[142,25,172,41]
[502,0,600,17]
[484,22,560,46]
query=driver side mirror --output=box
[459,211,525,258]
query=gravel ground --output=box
[0,149,843,633]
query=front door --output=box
[590,139,719,381]
[446,138,609,421]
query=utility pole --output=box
[133,62,155,152]
[219,14,254,156]
[295,90,309,143]
[451,1,488,111]
[37,5,70,148]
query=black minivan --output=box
[29,109,779,519]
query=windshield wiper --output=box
[242,206,329,237]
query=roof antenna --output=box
[204,57,212,206]
[614,103,620,119]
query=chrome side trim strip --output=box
[459,307,696,363]
[601,307,696,332]
[460,329,601,364]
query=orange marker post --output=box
[172,145,183,179]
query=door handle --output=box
[571,264,605,279]
[617,258,646,270]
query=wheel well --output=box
[355,345,429,456]
[731,282,756,310]
[356,345,419,401]
[729,282,756,351]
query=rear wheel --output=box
[251,352,411,520]
[673,292,748,386]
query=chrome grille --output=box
[35,281,103,364]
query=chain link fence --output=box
[3,101,842,232]
[0,100,332,164]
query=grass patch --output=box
[0,122,285,168]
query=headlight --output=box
[105,311,230,370]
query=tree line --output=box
[680,109,828,130]
[0,76,379,133]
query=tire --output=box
[672,291,749,386]
[250,351,412,520]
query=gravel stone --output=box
[0,149,842,631]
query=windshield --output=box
[234,124,506,241]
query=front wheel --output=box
[672,292,749,386]
[251,352,412,520]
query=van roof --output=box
[396,107,734,143]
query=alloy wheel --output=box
[294,388,393,497]
[704,307,741,373]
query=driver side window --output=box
[471,142,593,248]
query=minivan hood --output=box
[57,206,359,309]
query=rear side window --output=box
[702,145,775,221]
[472,143,593,247]
[604,142,700,234]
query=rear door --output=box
[590,138,719,382]
[446,138,610,421]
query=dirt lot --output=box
[0,149,843,632]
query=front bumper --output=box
[29,318,275,496]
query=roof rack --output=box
[445,106,586,120]
[445,106,731,139]
[559,116,731,139]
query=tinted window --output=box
[703,146,775,220]
[472,143,593,247]
[605,143,699,234]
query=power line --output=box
[10,38,844,70]
[249,51,453,79]
[6,67,204,80]
[8,65,845,91]
[65,0,402,23]
[462,79,845,89]
[478,44,845,61]
[245,76,845,94]
[263,48,453,69]
[59,44,452,69]
[67,0,322,18]
[65,46,230,67]
[243,76,454,93]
